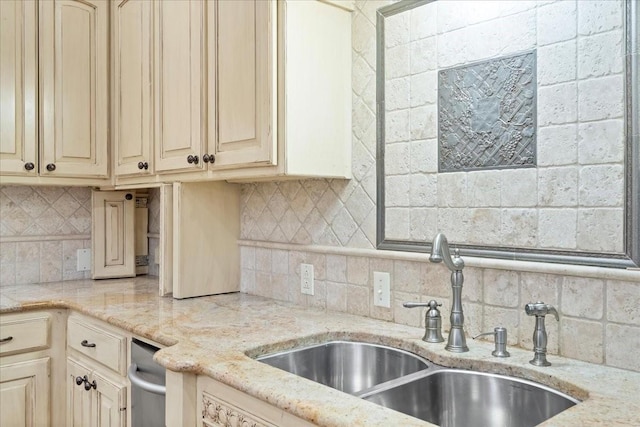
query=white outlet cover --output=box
[77,249,91,272]
[373,271,391,308]
[300,263,314,295]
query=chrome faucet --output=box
[430,233,468,353]
[525,302,559,366]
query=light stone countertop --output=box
[1,277,638,426]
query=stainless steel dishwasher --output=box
[128,338,166,427]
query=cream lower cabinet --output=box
[197,376,315,427]
[1,0,110,184]
[66,314,128,427]
[0,358,50,427]
[0,310,67,427]
[66,358,126,427]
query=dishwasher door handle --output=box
[128,363,166,396]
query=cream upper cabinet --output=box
[39,0,109,178]
[113,0,353,186]
[0,0,38,176]
[207,0,276,169]
[112,0,153,177]
[210,0,353,181]
[154,0,206,173]
[1,0,110,184]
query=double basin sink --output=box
[257,341,579,427]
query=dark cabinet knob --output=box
[75,376,85,386]
[187,155,199,165]
[46,163,56,172]
[84,379,97,391]
[125,194,133,201]
[203,154,215,164]
[137,161,149,170]
[80,339,96,348]
[24,162,35,171]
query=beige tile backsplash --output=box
[0,186,92,285]
[239,243,640,372]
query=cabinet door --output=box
[210,0,276,168]
[92,370,126,427]
[91,190,136,279]
[112,0,153,177]
[0,0,38,176]
[154,0,206,173]
[0,358,50,427]
[172,182,240,299]
[67,358,93,427]
[39,0,109,178]
[67,358,126,427]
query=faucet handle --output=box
[525,302,559,321]
[473,327,510,357]
[403,300,440,309]
[403,300,445,343]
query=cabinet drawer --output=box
[0,312,50,356]
[67,316,126,375]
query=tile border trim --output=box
[238,239,640,282]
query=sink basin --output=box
[256,341,429,394]
[362,369,579,427]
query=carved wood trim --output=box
[201,392,276,427]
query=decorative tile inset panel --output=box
[438,51,537,172]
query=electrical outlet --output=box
[77,249,91,272]
[373,271,391,307]
[300,264,314,295]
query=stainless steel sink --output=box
[256,341,579,426]
[362,369,579,427]
[256,341,430,394]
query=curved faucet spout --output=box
[429,233,468,352]
[430,233,464,271]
